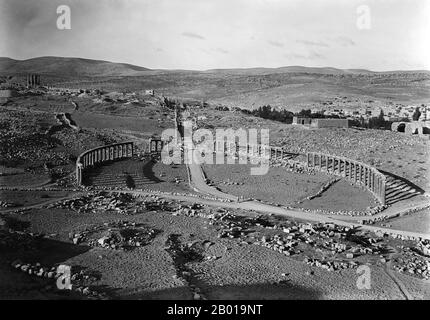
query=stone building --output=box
[311,118,350,128]
[0,89,17,104]
[292,117,350,128]
[292,117,312,125]
[391,121,430,136]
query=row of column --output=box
[223,142,271,157]
[76,142,134,185]
[149,139,164,153]
[211,142,288,161]
[26,74,41,87]
[271,147,284,160]
[306,152,386,204]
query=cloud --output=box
[334,36,355,47]
[268,40,284,47]
[296,39,329,48]
[308,51,325,60]
[215,48,229,54]
[284,51,325,60]
[284,53,307,59]
[181,32,205,40]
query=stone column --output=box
[76,162,83,185]
[362,167,366,187]
[365,168,369,188]
[375,174,380,196]
[345,160,351,179]
[381,177,386,204]
[351,162,356,182]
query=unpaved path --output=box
[384,246,414,300]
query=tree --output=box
[412,107,421,121]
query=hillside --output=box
[0,56,152,77]
[1,56,429,108]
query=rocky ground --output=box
[202,161,379,213]
[194,107,430,195]
[1,193,429,299]
[1,89,429,300]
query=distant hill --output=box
[204,66,376,75]
[1,56,429,77]
[1,56,429,107]
[0,56,152,76]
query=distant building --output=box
[292,117,350,128]
[0,89,17,104]
[311,118,350,128]
[292,117,312,125]
[392,121,430,136]
[144,89,155,96]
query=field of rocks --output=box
[1,87,429,300]
[1,191,429,299]
[194,107,430,195]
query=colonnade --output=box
[149,138,164,153]
[26,74,40,87]
[76,142,134,185]
[306,152,386,204]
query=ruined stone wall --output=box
[311,118,350,128]
[391,121,430,135]
[76,142,134,185]
[306,152,386,205]
[0,89,17,98]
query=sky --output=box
[0,0,429,71]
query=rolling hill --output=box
[0,56,382,77]
[1,56,429,108]
[0,56,152,77]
